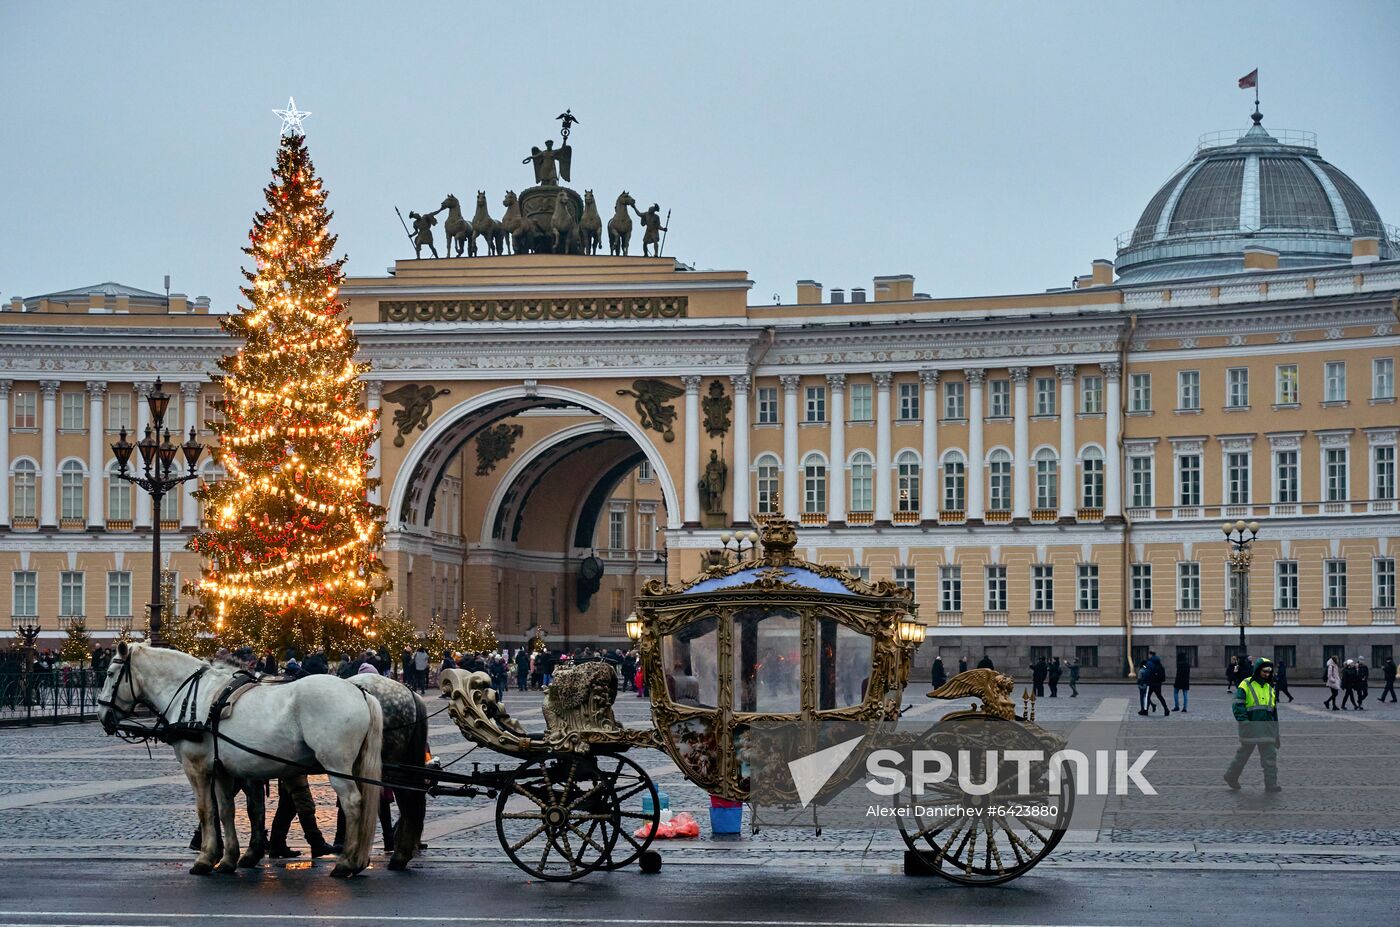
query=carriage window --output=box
[661,615,719,709]
[818,618,873,710]
[733,608,801,713]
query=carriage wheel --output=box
[495,756,622,881]
[895,714,1074,886]
[595,753,661,871]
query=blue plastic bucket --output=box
[642,790,670,815]
[709,804,743,834]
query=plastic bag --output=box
[633,810,701,840]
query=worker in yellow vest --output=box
[1224,657,1282,792]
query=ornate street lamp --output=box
[1222,520,1262,653]
[111,379,205,647]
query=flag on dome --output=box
[1238,69,1258,89]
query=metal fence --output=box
[0,669,105,726]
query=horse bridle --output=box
[98,649,210,741]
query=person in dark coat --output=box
[1226,655,1242,691]
[1031,658,1048,697]
[1355,657,1369,710]
[1144,652,1170,715]
[1381,658,1397,703]
[516,648,531,691]
[1274,659,1294,702]
[1172,652,1191,711]
[1341,660,1359,709]
[303,647,329,675]
[1068,659,1080,697]
[959,655,969,673]
[1047,657,1062,697]
[931,656,947,688]
[976,654,994,670]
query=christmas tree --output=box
[190,126,387,656]
[60,620,93,666]
[453,606,500,655]
[369,607,419,670]
[421,614,451,661]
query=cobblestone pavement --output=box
[2,682,1397,873]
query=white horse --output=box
[97,642,383,878]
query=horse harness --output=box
[99,650,260,746]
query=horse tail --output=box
[351,694,383,868]
[388,693,429,869]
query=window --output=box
[805,386,826,423]
[1272,645,1295,669]
[898,382,920,421]
[987,450,1012,511]
[849,383,872,421]
[1177,453,1201,506]
[1227,368,1249,408]
[896,450,920,512]
[1130,455,1153,508]
[849,451,873,512]
[1080,447,1104,508]
[12,459,38,519]
[894,566,917,593]
[1375,358,1396,400]
[942,381,964,420]
[1226,451,1251,504]
[1325,560,1347,609]
[13,391,36,429]
[201,393,224,429]
[1324,361,1347,402]
[636,459,653,481]
[755,455,780,514]
[1276,365,1299,404]
[1372,645,1393,670]
[610,589,624,627]
[637,509,656,551]
[1032,565,1054,611]
[1081,376,1103,413]
[985,565,1007,611]
[1131,563,1152,611]
[1325,447,1349,501]
[160,400,178,435]
[1374,558,1396,608]
[1075,646,1099,668]
[941,451,965,510]
[160,488,179,523]
[756,387,779,424]
[107,462,132,521]
[1035,377,1056,415]
[1077,564,1099,610]
[1323,644,1347,670]
[60,460,85,520]
[108,392,131,431]
[13,571,38,617]
[1035,449,1058,509]
[989,379,1010,417]
[1274,450,1299,503]
[803,454,827,513]
[105,574,131,616]
[60,571,84,617]
[61,392,84,430]
[849,565,870,583]
[1177,562,1201,610]
[1374,445,1396,500]
[1275,561,1298,610]
[1129,373,1151,412]
[938,566,960,611]
[1177,370,1200,410]
[608,509,626,550]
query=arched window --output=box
[988,449,1012,512]
[848,451,873,513]
[12,460,37,520]
[1081,446,1105,509]
[60,460,85,520]
[803,453,827,514]
[754,454,780,514]
[896,450,920,512]
[942,450,966,511]
[107,461,132,522]
[1035,448,1059,510]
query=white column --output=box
[0,380,10,527]
[181,382,201,528]
[873,372,893,522]
[86,381,107,528]
[134,381,153,528]
[966,368,986,520]
[1103,362,1123,518]
[366,380,383,506]
[1010,367,1030,520]
[826,374,846,522]
[780,375,800,521]
[682,375,703,525]
[730,375,751,524]
[918,370,939,522]
[1057,364,1077,519]
[39,380,59,528]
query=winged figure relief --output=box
[381,384,451,447]
[616,378,684,442]
[929,668,1018,720]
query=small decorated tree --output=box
[372,607,419,673]
[60,620,93,667]
[453,606,499,655]
[421,614,451,661]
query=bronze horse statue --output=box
[502,191,529,254]
[551,191,581,254]
[470,190,506,256]
[607,191,635,256]
[440,194,473,257]
[580,190,603,256]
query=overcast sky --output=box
[2,1,1397,310]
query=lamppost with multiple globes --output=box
[110,379,206,647]
[1222,519,1262,653]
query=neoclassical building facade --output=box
[2,116,1396,675]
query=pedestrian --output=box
[515,648,530,691]
[1136,661,1151,715]
[931,656,947,689]
[1145,651,1170,716]
[412,646,430,694]
[1047,657,1062,698]
[1032,657,1047,697]
[1356,656,1369,710]
[959,655,969,674]
[1068,659,1080,697]
[976,653,994,670]
[1226,655,1241,691]
[1224,657,1282,793]
[1381,657,1397,703]
[267,775,336,859]
[1275,659,1294,702]
[1341,659,1358,709]
[1323,656,1341,710]
[1173,651,1191,712]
